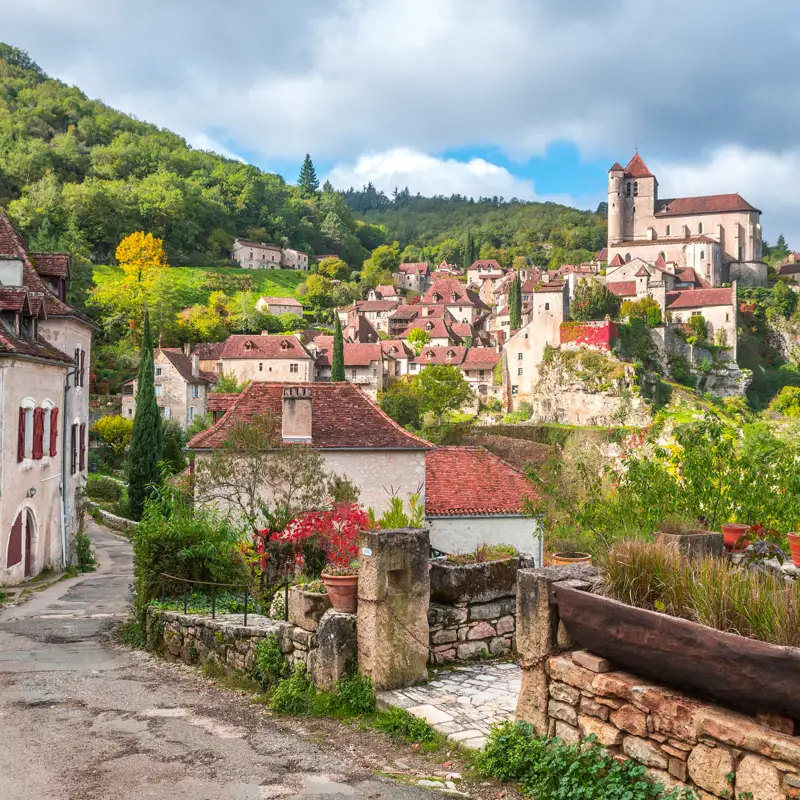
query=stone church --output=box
[606,154,767,286]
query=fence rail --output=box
[158,573,289,626]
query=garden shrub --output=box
[252,634,289,690]
[270,663,376,718]
[87,475,122,502]
[478,721,695,799]
[769,385,800,417]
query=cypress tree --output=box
[331,314,346,382]
[128,308,164,520]
[509,271,523,330]
[298,154,319,195]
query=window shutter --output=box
[17,407,25,462]
[70,424,77,475]
[32,408,44,460]
[79,423,86,472]
[80,349,86,386]
[49,408,59,457]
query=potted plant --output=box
[656,514,723,559]
[788,532,800,567]
[285,504,370,614]
[551,551,593,566]
[721,522,751,552]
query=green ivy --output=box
[252,634,289,691]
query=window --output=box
[162,407,171,418]
[351,369,357,380]
[738,246,743,261]
[625,182,631,197]
[188,407,196,421]
[155,385,163,397]
[41,404,54,459]
[545,303,550,311]
[73,347,86,387]
[479,370,485,379]
[698,222,703,234]
[48,406,58,457]
[289,363,299,373]
[191,385,200,399]
[517,366,523,376]
[625,254,631,263]
[700,251,705,260]
[725,313,730,322]
[518,352,523,360]
[155,367,162,376]
[633,181,639,197]
[70,423,78,475]
[259,362,263,372]
[79,423,86,472]
[691,311,702,317]
[666,225,671,236]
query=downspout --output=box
[60,367,76,569]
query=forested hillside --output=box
[0,43,378,267]
[340,185,607,268]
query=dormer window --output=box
[425,322,433,331]
[432,292,440,302]
[244,340,253,351]
[451,293,458,303]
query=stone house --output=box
[338,300,400,335]
[665,286,738,359]
[281,248,309,270]
[380,340,414,378]
[400,316,460,349]
[122,348,217,427]
[777,255,800,285]
[393,262,431,294]
[466,260,504,285]
[310,340,388,399]
[422,277,489,324]
[188,382,431,516]
[255,296,305,317]
[0,210,95,586]
[217,334,314,384]
[425,446,542,557]
[607,154,766,286]
[190,341,225,374]
[368,285,401,302]
[460,347,501,400]
[231,238,283,269]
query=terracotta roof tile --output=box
[400,317,458,342]
[623,153,654,179]
[607,280,637,297]
[29,252,70,279]
[380,340,413,358]
[207,393,239,413]
[188,382,432,451]
[353,300,400,313]
[396,262,430,276]
[159,348,214,384]
[258,295,303,308]
[220,334,312,360]
[425,446,534,516]
[314,342,382,367]
[191,341,225,360]
[608,254,624,267]
[461,347,500,370]
[665,288,733,310]
[413,346,467,366]
[608,163,624,172]
[656,194,758,216]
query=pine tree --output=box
[298,154,319,196]
[128,308,164,520]
[509,271,523,330]
[331,314,345,382]
[775,234,791,259]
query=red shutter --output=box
[80,350,86,387]
[17,407,25,462]
[32,408,44,460]
[49,408,59,457]
[79,423,86,472]
[70,424,77,475]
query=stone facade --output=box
[428,596,516,663]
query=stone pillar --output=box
[515,566,598,733]
[357,527,430,691]
[308,610,357,692]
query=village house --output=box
[255,296,305,317]
[309,340,387,398]
[380,339,414,378]
[190,341,225,374]
[607,154,767,286]
[425,446,541,557]
[281,248,309,270]
[218,334,315,384]
[0,211,95,586]
[422,277,489,324]
[122,348,216,427]
[188,382,430,517]
[338,299,400,335]
[231,238,283,269]
[400,316,460,348]
[466,259,504,285]
[777,253,800,285]
[393,262,431,294]
[665,286,739,358]
[368,285,401,301]
[460,347,502,400]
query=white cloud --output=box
[188,133,246,164]
[327,148,562,201]
[654,147,800,246]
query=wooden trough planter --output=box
[551,583,800,719]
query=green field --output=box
[92,265,305,307]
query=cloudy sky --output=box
[3,0,800,243]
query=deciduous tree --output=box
[413,364,474,422]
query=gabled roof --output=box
[234,237,282,250]
[461,347,500,370]
[380,339,413,358]
[533,281,566,294]
[191,341,225,361]
[400,317,459,342]
[259,295,303,308]
[423,277,489,309]
[778,262,800,276]
[207,393,240,414]
[623,153,654,179]
[29,252,70,279]
[220,334,312,360]
[344,312,378,343]
[634,267,650,277]
[352,300,400,313]
[159,348,215,384]
[665,288,733,310]
[188,382,432,451]
[655,194,759,217]
[608,163,624,172]
[608,254,624,267]
[389,306,419,321]
[414,346,468,366]
[468,259,503,273]
[396,262,430,276]
[314,341,383,368]
[425,446,534,516]
[606,280,638,298]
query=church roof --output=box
[608,254,624,267]
[655,193,759,216]
[608,162,624,172]
[624,154,654,179]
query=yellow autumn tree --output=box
[91,231,176,344]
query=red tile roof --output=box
[413,346,468,366]
[623,153,654,179]
[389,306,420,321]
[258,295,303,308]
[188,382,432,450]
[778,263,800,276]
[400,317,457,342]
[656,194,759,216]
[597,247,608,260]
[461,347,500,370]
[607,280,638,297]
[220,334,312,360]
[29,252,70,279]
[675,267,711,289]
[0,288,28,312]
[634,267,650,277]
[425,447,534,516]
[533,281,566,293]
[191,341,225,361]
[353,300,400,313]
[608,163,624,172]
[207,393,239,413]
[608,254,624,267]
[159,348,215,384]
[450,321,474,340]
[423,277,488,310]
[381,340,413,358]
[469,259,503,272]
[315,342,382,368]
[373,284,398,298]
[665,288,733,310]
[397,262,430,276]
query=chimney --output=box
[183,341,191,357]
[282,386,313,443]
[192,354,200,379]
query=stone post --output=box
[515,565,597,733]
[357,527,430,691]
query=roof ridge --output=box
[188,382,255,448]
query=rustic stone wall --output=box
[148,610,316,673]
[545,650,800,800]
[428,597,515,662]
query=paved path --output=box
[0,521,431,800]
[377,663,522,750]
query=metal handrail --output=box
[158,573,290,626]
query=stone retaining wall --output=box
[428,597,515,662]
[87,502,138,534]
[545,650,800,800]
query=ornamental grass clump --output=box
[600,540,800,648]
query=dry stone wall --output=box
[428,596,515,662]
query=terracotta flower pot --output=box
[321,573,359,613]
[550,552,592,566]
[722,523,751,552]
[788,533,800,568]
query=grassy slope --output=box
[92,265,305,307]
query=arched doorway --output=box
[6,509,37,577]
[7,513,23,569]
[24,510,35,578]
